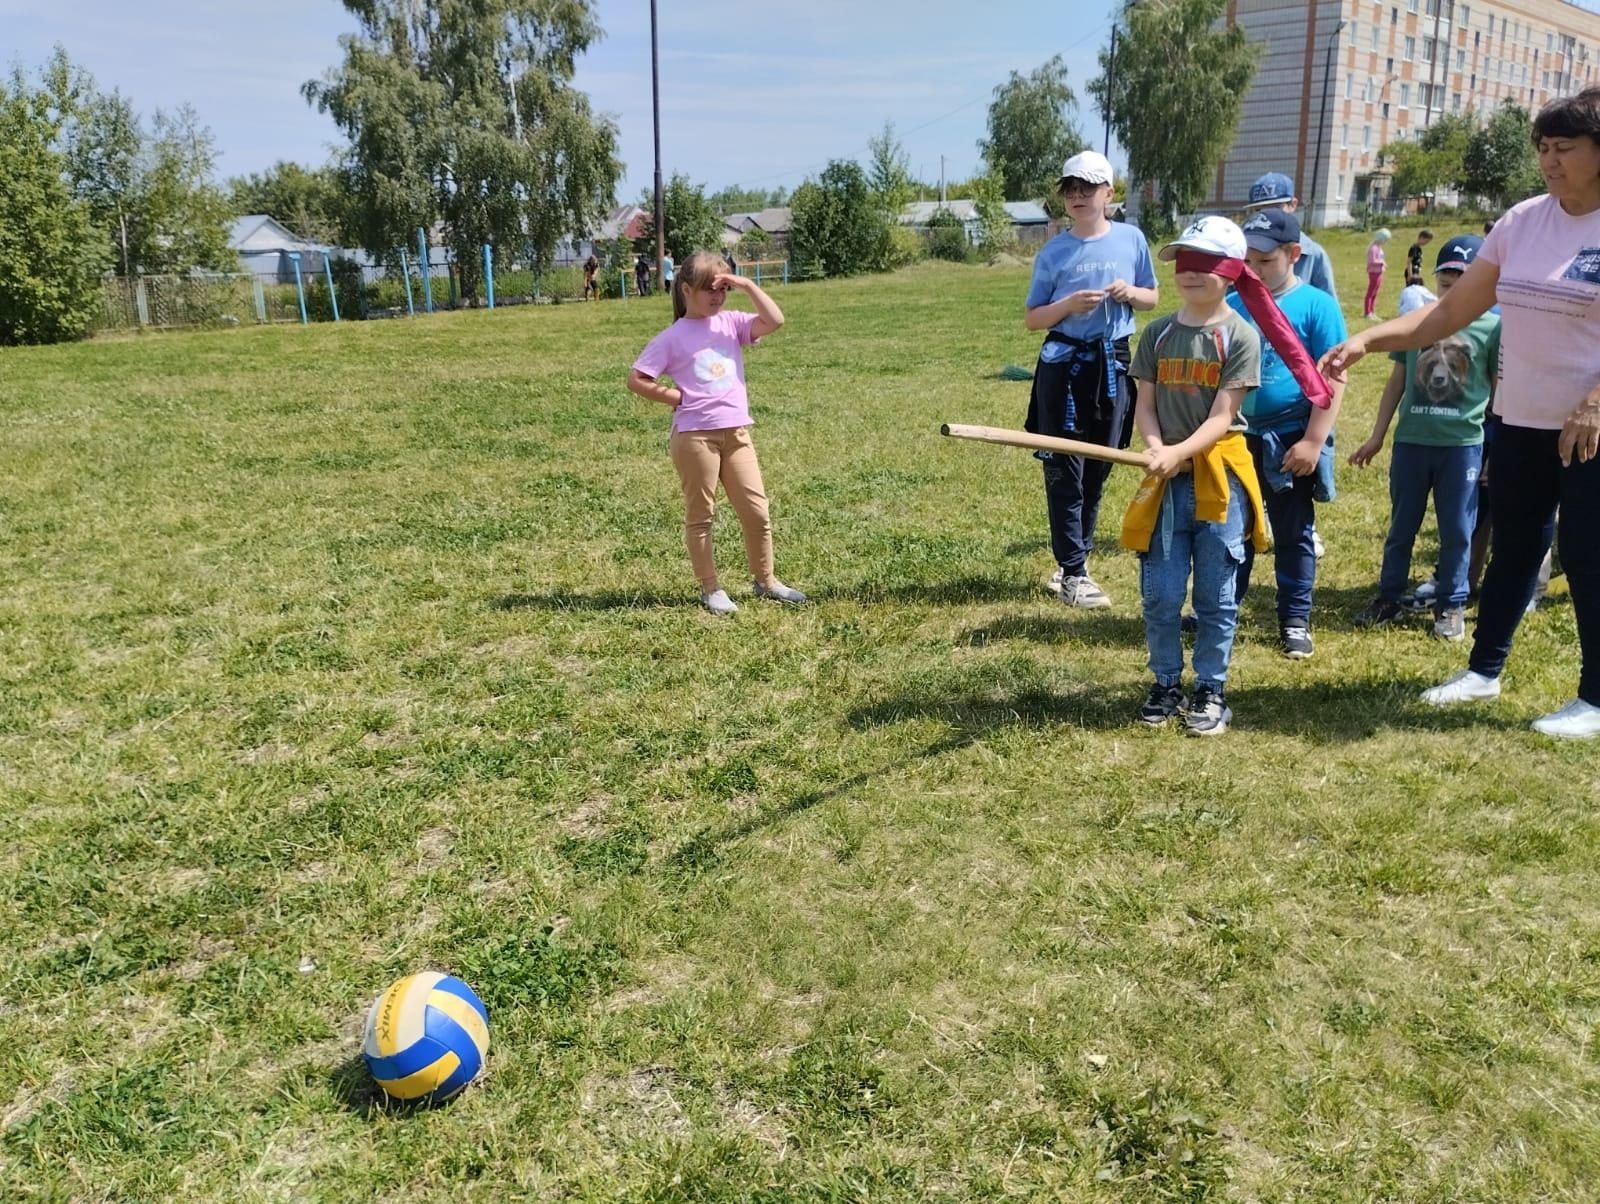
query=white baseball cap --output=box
[1158,215,1248,262]
[1059,151,1114,187]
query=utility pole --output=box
[940,155,946,205]
[650,0,665,287]
[1307,18,1346,231]
[1104,23,1118,156]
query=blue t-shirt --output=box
[1025,224,1156,361]
[1226,279,1347,426]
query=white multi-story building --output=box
[1173,0,1600,225]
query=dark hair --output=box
[1419,229,1433,239]
[1532,86,1600,144]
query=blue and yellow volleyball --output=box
[362,972,489,1104]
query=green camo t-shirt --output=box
[1388,312,1501,446]
[1131,310,1260,446]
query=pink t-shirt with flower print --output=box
[632,310,761,433]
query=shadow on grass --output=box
[848,683,1131,738]
[834,575,1041,606]
[327,1053,479,1118]
[493,589,681,612]
[959,612,1149,649]
[1225,678,1520,742]
[662,736,976,878]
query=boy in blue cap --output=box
[1349,234,1501,642]
[1227,208,1347,659]
[1242,172,1337,300]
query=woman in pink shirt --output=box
[1322,88,1600,739]
[1363,228,1389,319]
[627,251,807,615]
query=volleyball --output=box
[361,972,490,1104]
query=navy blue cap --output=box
[1435,234,1483,273]
[1240,207,1302,251]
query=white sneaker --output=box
[1312,529,1326,560]
[1420,669,1501,706]
[701,589,738,616]
[1531,699,1600,739]
[753,579,807,605]
[1059,575,1111,609]
[1046,567,1065,596]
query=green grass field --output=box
[3,230,1598,1201]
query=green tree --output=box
[123,105,237,274]
[786,160,889,279]
[867,120,914,217]
[1089,0,1259,237]
[706,184,788,215]
[228,161,347,244]
[979,55,1086,202]
[63,84,140,276]
[0,56,107,345]
[970,172,1014,253]
[1463,101,1544,210]
[1382,112,1475,201]
[306,0,622,300]
[638,173,725,260]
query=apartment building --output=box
[1190,0,1600,225]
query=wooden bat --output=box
[940,423,1153,470]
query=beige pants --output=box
[669,426,774,590]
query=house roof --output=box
[598,203,648,242]
[900,200,980,225]
[1003,201,1051,224]
[228,214,328,254]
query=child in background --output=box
[1122,217,1268,736]
[1350,235,1500,641]
[1229,209,1347,660]
[1023,151,1159,609]
[1397,279,1439,317]
[1365,228,1390,319]
[1405,229,1434,287]
[626,250,806,615]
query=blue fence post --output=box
[483,244,495,309]
[783,260,789,284]
[618,270,626,299]
[399,247,415,316]
[755,262,762,286]
[322,257,340,322]
[289,253,308,325]
[417,228,434,313]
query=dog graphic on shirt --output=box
[1414,335,1473,409]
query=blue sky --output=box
[5,0,1123,197]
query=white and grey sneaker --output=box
[701,589,739,616]
[1421,669,1501,706]
[753,579,807,605]
[1403,576,1439,612]
[1312,529,1326,560]
[1046,566,1066,596]
[1059,575,1111,609]
[1531,699,1600,740]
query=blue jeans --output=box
[1378,442,1481,608]
[1470,423,1600,704]
[1041,386,1132,576]
[1238,434,1318,626]
[1140,472,1248,692]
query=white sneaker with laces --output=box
[1046,567,1065,596]
[1531,699,1600,739]
[1421,669,1501,706]
[701,588,738,616]
[1059,575,1111,609]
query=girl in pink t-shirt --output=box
[627,250,806,615]
[1363,228,1389,319]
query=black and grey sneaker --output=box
[1179,612,1199,635]
[1432,607,1466,642]
[1353,597,1405,629]
[1280,625,1314,660]
[1184,685,1232,736]
[1402,576,1439,612]
[1138,681,1186,726]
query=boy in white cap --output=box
[1242,172,1337,300]
[1024,150,1159,609]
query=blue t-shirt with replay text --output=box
[1025,223,1156,361]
